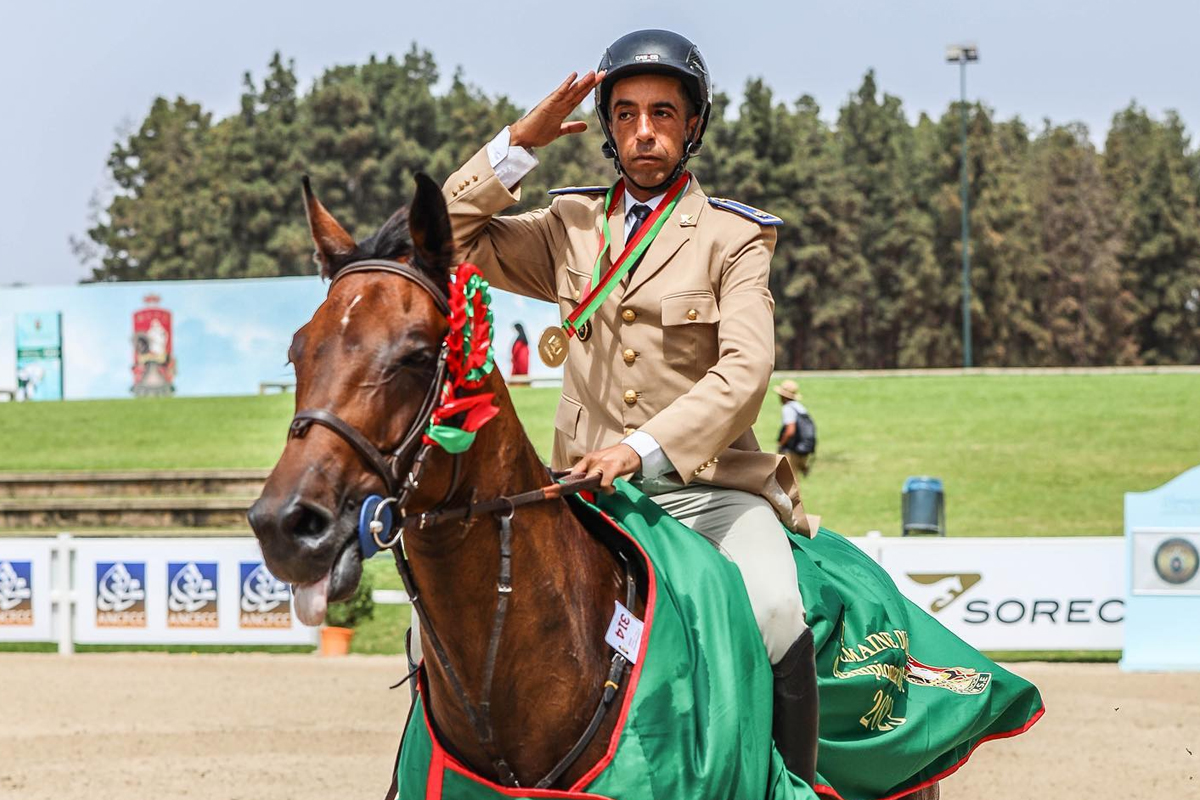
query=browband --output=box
[331,258,451,316]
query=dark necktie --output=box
[627,203,652,241]
[625,203,652,278]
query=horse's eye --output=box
[398,349,436,371]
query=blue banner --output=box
[14,311,63,400]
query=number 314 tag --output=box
[604,600,644,663]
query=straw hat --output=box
[774,379,801,401]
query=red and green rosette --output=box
[423,264,499,454]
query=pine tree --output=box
[87,97,225,281]
[837,71,938,367]
[1104,105,1200,363]
[219,52,310,278]
[1028,123,1138,364]
[918,103,1044,366]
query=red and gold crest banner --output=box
[131,295,175,396]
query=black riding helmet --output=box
[595,29,712,191]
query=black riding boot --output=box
[772,627,819,786]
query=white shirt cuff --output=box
[486,127,538,190]
[622,430,674,480]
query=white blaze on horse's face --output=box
[340,294,363,333]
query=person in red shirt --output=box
[510,322,530,377]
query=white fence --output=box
[0,533,1124,653]
[0,535,316,652]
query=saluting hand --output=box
[509,70,606,149]
[571,443,642,494]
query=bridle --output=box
[287,258,634,790]
[289,258,452,514]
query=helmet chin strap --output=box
[617,143,698,196]
[610,127,700,196]
[620,161,685,196]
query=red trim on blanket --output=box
[413,503,658,799]
[567,509,657,790]
[813,703,1046,800]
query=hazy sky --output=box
[3,0,1197,286]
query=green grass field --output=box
[4,371,1195,659]
[2,372,1196,536]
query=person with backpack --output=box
[776,380,816,477]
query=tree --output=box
[87,97,225,281]
[705,82,869,369]
[837,71,938,368]
[219,52,310,278]
[1028,123,1138,364]
[918,103,1043,366]
[1104,105,1200,363]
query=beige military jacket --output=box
[443,145,807,533]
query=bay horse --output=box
[248,173,641,790]
[247,174,940,799]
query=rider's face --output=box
[608,74,698,195]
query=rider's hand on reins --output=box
[509,70,606,149]
[571,443,641,494]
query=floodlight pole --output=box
[947,44,978,368]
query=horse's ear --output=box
[409,172,454,283]
[302,176,357,279]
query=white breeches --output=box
[646,483,807,664]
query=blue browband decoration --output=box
[707,197,783,226]
[548,186,609,196]
[358,494,394,559]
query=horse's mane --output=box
[324,206,413,274]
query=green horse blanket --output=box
[394,482,1043,799]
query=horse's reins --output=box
[287,258,635,790]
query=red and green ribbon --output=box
[562,171,690,338]
[423,263,499,454]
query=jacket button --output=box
[686,309,699,321]
[621,308,637,323]
[623,390,638,406]
[622,348,637,364]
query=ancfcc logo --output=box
[96,561,147,628]
[167,562,219,628]
[0,560,34,626]
[239,562,292,629]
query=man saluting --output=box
[442,29,818,783]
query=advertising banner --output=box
[131,295,175,396]
[877,537,1125,651]
[0,540,55,641]
[14,311,63,400]
[72,539,315,646]
[0,276,560,400]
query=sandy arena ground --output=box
[1,655,1196,799]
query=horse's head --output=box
[247,173,453,625]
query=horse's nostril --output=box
[282,499,333,539]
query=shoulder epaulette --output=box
[707,197,783,226]
[548,186,609,196]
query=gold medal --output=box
[576,320,593,342]
[538,325,569,367]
